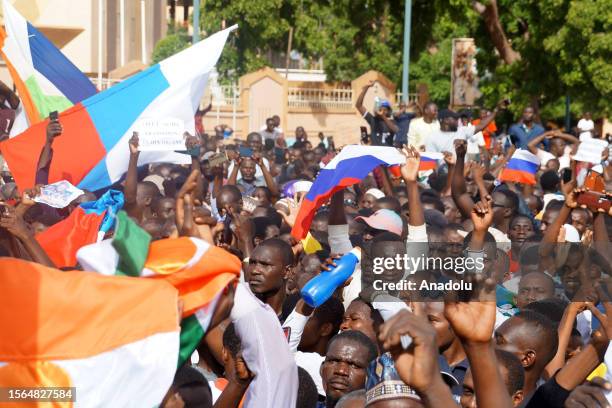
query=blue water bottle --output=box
[301,248,361,307]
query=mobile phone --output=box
[561,168,572,183]
[360,127,369,143]
[238,146,253,157]
[49,111,58,121]
[576,191,611,213]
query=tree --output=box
[151,26,191,65]
[195,0,610,118]
[471,0,611,118]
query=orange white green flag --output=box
[76,210,242,365]
[0,257,181,407]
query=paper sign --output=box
[573,139,609,164]
[33,180,84,208]
[135,118,187,151]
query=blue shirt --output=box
[393,112,416,146]
[508,122,545,149]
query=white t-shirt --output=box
[227,157,270,181]
[406,117,440,149]
[282,309,326,396]
[260,126,284,140]
[467,131,486,155]
[577,118,594,141]
[536,146,572,170]
[426,124,475,155]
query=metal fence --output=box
[287,87,353,110]
[89,77,122,91]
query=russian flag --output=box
[0,0,97,131]
[291,145,405,239]
[0,25,235,191]
[36,190,124,268]
[499,149,540,185]
[419,152,443,171]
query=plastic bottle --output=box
[374,96,381,112]
[301,248,361,308]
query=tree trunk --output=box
[472,0,521,64]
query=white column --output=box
[140,0,147,64]
[232,85,237,133]
[97,0,103,88]
[120,0,125,66]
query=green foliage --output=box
[475,0,611,118]
[193,0,610,118]
[151,27,191,65]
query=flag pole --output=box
[193,0,200,43]
[401,0,412,102]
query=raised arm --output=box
[401,146,425,228]
[446,201,513,408]
[527,131,554,155]
[473,104,499,134]
[227,156,241,186]
[123,132,142,221]
[254,154,279,198]
[451,140,475,218]
[543,302,585,378]
[36,120,62,185]
[355,81,374,116]
[199,96,213,116]
[380,308,456,407]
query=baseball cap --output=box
[143,175,166,196]
[562,224,581,243]
[438,109,460,120]
[355,209,402,236]
[365,188,385,199]
[380,100,391,109]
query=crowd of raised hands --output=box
[0,112,611,408]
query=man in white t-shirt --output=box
[527,130,579,170]
[577,112,594,141]
[426,106,501,157]
[407,101,439,150]
[260,117,283,141]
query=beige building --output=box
[0,0,167,87]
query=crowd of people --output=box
[1,77,612,408]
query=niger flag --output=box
[77,211,242,365]
[0,257,180,407]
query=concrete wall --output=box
[0,0,166,80]
[201,68,401,146]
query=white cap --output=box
[294,180,313,193]
[488,227,511,253]
[366,188,385,199]
[563,224,581,243]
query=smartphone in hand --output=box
[238,146,253,157]
[49,111,59,122]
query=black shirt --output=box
[363,112,396,146]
